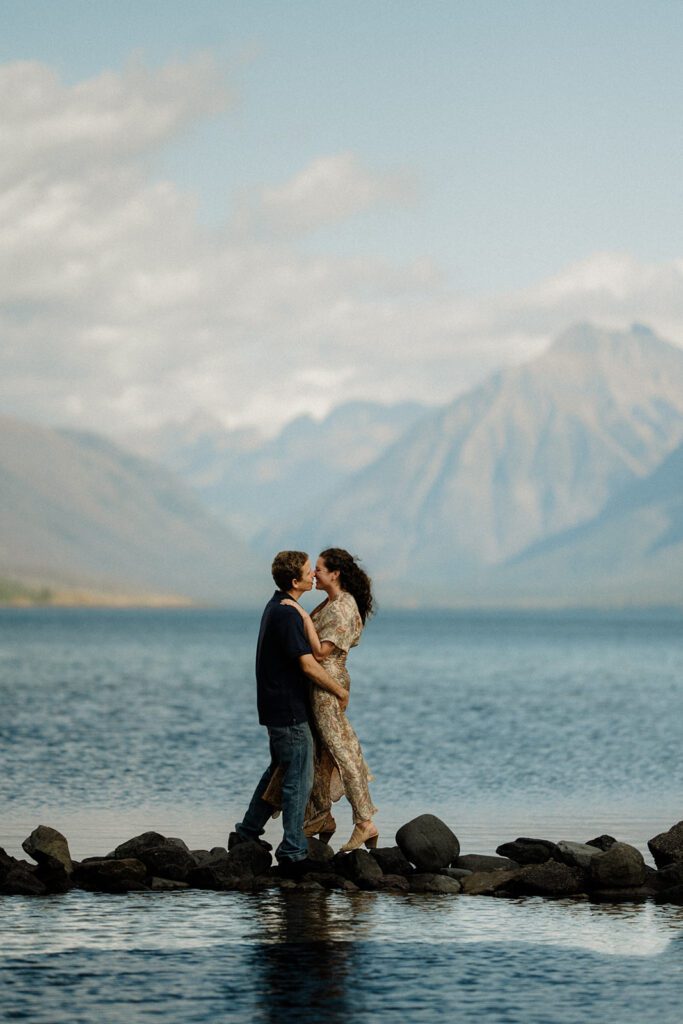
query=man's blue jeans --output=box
[236,721,314,862]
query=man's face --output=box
[293,559,314,592]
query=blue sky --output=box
[2,0,683,433]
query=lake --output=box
[2,606,683,1021]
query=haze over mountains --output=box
[2,322,683,606]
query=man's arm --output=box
[299,654,349,712]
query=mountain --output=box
[0,416,262,604]
[491,436,683,605]
[265,324,683,596]
[125,400,428,538]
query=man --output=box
[234,550,348,874]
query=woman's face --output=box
[314,556,339,591]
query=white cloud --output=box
[1,58,683,440]
[236,151,417,236]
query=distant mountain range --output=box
[125,401,428,538]
[3,322,683,607]
[0,417,262,604]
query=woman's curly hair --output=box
[319,547,374,624]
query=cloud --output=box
[236,151,417,236]
[1,57,683,440]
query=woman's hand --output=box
[281,598,307,619]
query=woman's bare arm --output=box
[282,599,336,661]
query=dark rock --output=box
[332,850,383,889]
[310,872,355,891]
[293,879,325,891]
[224,840,272,877]
[591,886,656,903]
[114,832,168,859]
[369,846,413,876]
[165,837,191,853]
[306,837,335,865]
[654,861,683,890]
[496,838,560,864]
[586,834,618,851]
[655,883,683,905]
[190,849,212,865]
[377,874,410,891]
[507,861,587,897]
[186,863,239,890]
[228,831,272,853]
[455,854,518,873]
[396,814,460,872]
[556,841,604,869]
[589,843,646,889]
[150,877,190,891]
[410,873,461,894]
[135,845,197,881]
[648,821,683,868]
[461,869,521,896]
[440,867,473,880]
[22,825,73,875]
[74,858,148,893]
[0,856,47,896]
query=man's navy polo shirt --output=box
[255,591,312,727]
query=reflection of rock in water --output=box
[248,892,369,1023]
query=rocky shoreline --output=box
[3,815,683,903]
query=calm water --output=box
[2,606,683,1022]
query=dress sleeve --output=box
[317,596,361,653]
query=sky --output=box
[2,0,683,437]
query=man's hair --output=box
[271,550,309,591]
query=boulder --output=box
[556,841,604,870]
[396,815,460,872]
[496,838,560,864]
[306,837,335,865]
[589,842,646,888]
[311,872,356,891]
[461,869,521,896]
[440,867,473,881]
[22,825,73,875]
[586,834,617,851]
[507,861,586,897]
[410,873,461,894]
[648,821,683,868]
[74,858,148,893]
[377,874,410,891]
[114,832,168,859]
[0,852,47,896]
[455,854,518,873]
[150,877,190,891]
[654,861,683,890]
[332,850,383,889]
[655,883,683,906]
[134,845,197,882]
[591,885,656,903]
[190,849,212,865]
[186,863,239,890]
[369,846,413,876]
[224,840,272,877]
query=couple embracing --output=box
[233,548,378,876]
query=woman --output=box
[284,547,378,852]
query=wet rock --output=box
[496,838,560,864]
[332,849,383,889]
[369,845,413,876]
[461,869,521,896]
[74,858,148,893]
[150,877,190,891]
[114,832,168,859]
[396,814,460,872]
[654,861,683,890]
[655,883,683,905]
[135,845,197,882]
[589,842,646,888]
[310,872,355,891]
[410,873,461,894]
[224,840,272,877]
[556,841,604,870]
[306,837,335,865]
[0,851,47,896]
[377,874,410,891]
[455,854,518,873]
[293,879,324,891]
[586,834,617,851]
[648,821,683,868]
[186,862,240,890]
[507,861,586,897]
[440,867,472,880]
[190,849,212,865]
[591,885,656,903]
[22,825,73,875]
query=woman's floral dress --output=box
[306,591,377,826]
